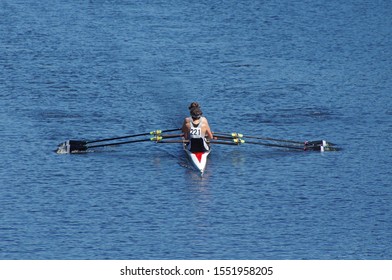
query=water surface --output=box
[1,0,391,259]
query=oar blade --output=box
[304,140,340,151]
[56,140,88,154]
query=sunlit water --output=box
[1,0,391,259]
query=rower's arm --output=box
[205,124,214,140]
[182,118,190,139]
[203,117,214,139]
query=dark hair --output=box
[190,107,203,119]
[188,102,200,110]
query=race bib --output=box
[190,128,201,137]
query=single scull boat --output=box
[183,140,211,174]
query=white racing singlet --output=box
[189,117,210,152]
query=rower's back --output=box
[189,117,209,152]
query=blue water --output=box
[1,0,391,260]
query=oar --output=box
[85,128,181,144]
[211,141,242,146]
[56,138,158,153]
[214,135,238,141]
[87,138,156,149]
[214,132,336,147]
[158,139,189,144]
[214,132,305,145]
[86,134,183,149]
[209,139,245,146]
[211,138,300,149]
[211,138,336,151]
[242,140,305,150]
[56,129,181,154]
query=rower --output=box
[182,103,214,152]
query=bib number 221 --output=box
[190,128,201,136]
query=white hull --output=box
[183,143,211,174]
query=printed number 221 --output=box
[191,129,201,135]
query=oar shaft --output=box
[87,138,153,148]
[158,140,189,143]
[245,141,305,150]
[215,135,236,140]
[86,134,183,149]
[86,132,148,144]
[209,140,241,146]
[212,138,305,149]
[160,134,184,139]
[214,132,304,145]
[86,128,181,144]
[246,136,303,144]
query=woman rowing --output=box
[182,102,214,152]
